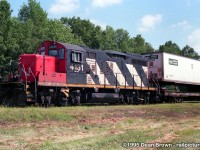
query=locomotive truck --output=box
[0,40,158,106]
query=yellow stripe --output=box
[38,82,156,91]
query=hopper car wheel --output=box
[178,98,183,103]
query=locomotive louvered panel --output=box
[105,62,110,74]
[109,62,113,74]
[105,61,114,75]
[100,62,104,74]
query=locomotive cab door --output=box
[57,48,66,73]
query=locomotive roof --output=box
[58,41,86,52]
[57,41,146,61]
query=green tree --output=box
[101,26,118,50]
[115,29,130,52]
[158,41,181,54]
[47,19,83,45]
[61,17,102,49]
[181,45,199,59]
[5,18,23,58]
[0,0,13,65]
[128,35,154,54]
[18,0,48,53]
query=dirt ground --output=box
[0,103,200,150]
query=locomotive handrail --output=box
[21,64,27,90]
[152,77,160,95]
[29,67,37,102]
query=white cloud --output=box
[48,0,79,14]
[187,28,200,54]
[92,0,123,8]
[138,14,163,33]
[171,21,192,30]
[90,19,107,30]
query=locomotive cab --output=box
[37,41,67,73]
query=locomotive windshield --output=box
[49,49,58,56]
[48,49,65,59]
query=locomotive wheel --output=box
[59,96,69,106]
[70,96,81,106]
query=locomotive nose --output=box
[19,54,44,82]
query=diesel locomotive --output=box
[0,40,158,106]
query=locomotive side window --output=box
[132,59,147,66]
[87,52,96,59]
[49,50,58,56]
[40,47,45,55]
[71,51,82,63]
[59,48,65,59]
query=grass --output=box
[0,107,73,122]
[0,103,199,150]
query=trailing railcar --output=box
[143,52,200,102]
[0,40,158,106]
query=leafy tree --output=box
[128,35,154,54]
[47,19,83,45]
[61,17,102,49]
[114,29,130,52]
[0,0,13,65]
[18,0,49,53]
[0,0,11,43]
[101,26,118,50]
[181,45,199,59]
[158,41,181,55]
[5,18,23,58]
[18,0,48,26]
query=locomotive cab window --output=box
[49,50,58,57]
[71,51,82,63]
[59,48,65,59]
[40,47,45,55]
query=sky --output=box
[7,0,200,54]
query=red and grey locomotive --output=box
[0,40,157,106]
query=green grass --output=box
[0,107,74,122]
[0,103,199,150]
[38,129,158,150]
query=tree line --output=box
[0,0,199,66]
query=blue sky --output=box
[7,0,200,53]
